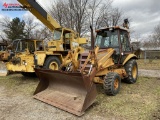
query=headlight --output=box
[25,62,27,66]
[22,60,25,65]
[22,60,27,66]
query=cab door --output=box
[119,30,132,63]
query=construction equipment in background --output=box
[6,39,45,76]
[4,0,86,77]
[0,40,19,62]
[0,41,9,61]
[0,39,25,76]
[34,20,138,116]
[0,41,9,76]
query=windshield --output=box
[36,41,44,51]
[12,40,20,52]
[53,30,62,40]
[27,41,35,53]
[95,30,119,48]
[11,40,22,52]
[13,40,35,53]
[0,45,7,51]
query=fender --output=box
[122,54,137,65]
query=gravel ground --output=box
[0,75,118,120]
[0,69,160,120]
[139,69,160,78]
[0,85,111,120]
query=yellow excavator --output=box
[33,20,138,116]
[2,0,87,76]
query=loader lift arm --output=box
[33,27,97,116]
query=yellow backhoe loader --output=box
[2,0,87,76]
[33,20,138,116]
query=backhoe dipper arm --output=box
[18,0,61,31]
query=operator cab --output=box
[95,28,119,53]
[95,26,132,64]
[0,42,8,51]
[52,28,79,51]
[13,39,44,54]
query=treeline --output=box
[0,0,127,41]
[0,17,52,41]
[142,22,160,48]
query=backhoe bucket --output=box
[0,61,8,76]
[34,68,97,116]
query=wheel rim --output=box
[49,62,59,70]
[114,78,119,90]
[132,65,137,79]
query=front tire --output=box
[103,72,121,96]
[124,59,138,84]
[43,56,61,70]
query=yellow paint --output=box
[123,54,137,65]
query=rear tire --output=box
[21,72,36,77]
[124,59,138,84]
[103,72,121,96]
[43,56,61,70]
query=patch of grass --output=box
[137,59,160,70]
[88,76,160,120]
[0,74,160,119]
[0,74,38,95]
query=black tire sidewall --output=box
[125,59,138,84]
[104,72,121,96]
[43,56,61,70]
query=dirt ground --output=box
[139,69,160,78]
[0,69,160,120]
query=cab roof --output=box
[96,26,129,32]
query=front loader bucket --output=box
[34,68,97,116]
[0,61,8,76]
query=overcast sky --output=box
[0,0,160,40]
[112,0,160,39]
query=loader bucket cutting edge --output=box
[34,68,97,116]
[0,61,8,76]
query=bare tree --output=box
[88,0,102,27]
[143,22,160,49]
[87,0,113,29]
[31,25,52,41]
[0,16,11,41]
[0,16,11,29]
[96,7,124,28]
[47,0,126,36]
[153,22,160,46]
[49,0,66,27]
[23,15,39,39]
